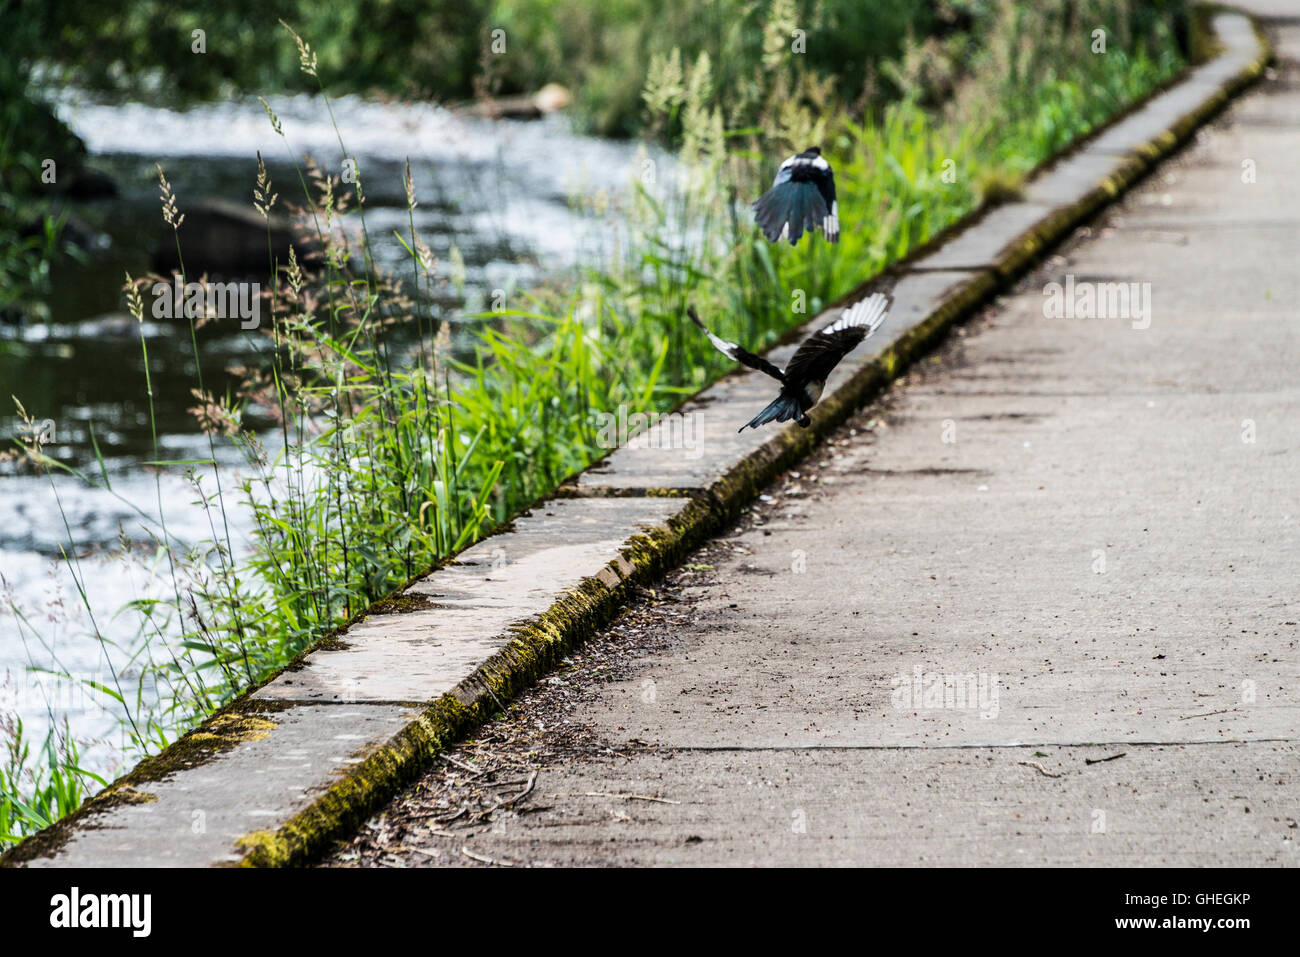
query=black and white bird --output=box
[688,292,891,432]
[752,146,839,246]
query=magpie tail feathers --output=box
[739,393,804,432]
[753,182,823,245]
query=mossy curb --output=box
[1,4,1271,870]
[233,498,715,867]
[0,697,293,866]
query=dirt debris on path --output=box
[322,576,696,867]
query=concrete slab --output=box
[1085,94,1208,158]
[1020,151,1143,209]
[1043,224,1300,329]
[574,370,795,494]
[908,202,1059,274]
[581,371,1300,750]
[27,702,416,867]
[1108,125,1300,225]
[368,743,1295,866]
[254,497,691,704]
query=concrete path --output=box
[326,8,1299,867]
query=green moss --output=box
[365,591,436,615]
[112,788,159,806]
[0,697,291,867]
[1188,5,1227,64]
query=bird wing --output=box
[687,306,786,383]
[752,182,828,245]
[783,292,892,386]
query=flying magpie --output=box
[688,292,892,432]
[752,146,839,246]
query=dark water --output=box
[0,89,657,773]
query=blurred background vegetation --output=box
[0,0,1190,317]
[5,0,1189,136]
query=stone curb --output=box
[1,6,1269,868]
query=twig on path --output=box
[1018,760,1063,778]
[1084,752,1127,765]
[556,791,681,804]
[1179,708,1235,720]
[505,770,538,804]
[461,846,515,867]
[429,806,468,825]
[474,770,539,822]
[403,806,457,822]
[440,754,487,777]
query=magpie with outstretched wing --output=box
[688,292,891,432]
[752,146,839,246]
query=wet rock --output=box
[152,198,321,275]
[534,83,572,113]
[62,167,118,200]
[466,83,572,120]
[60,212,110,253]
[467,94,543,120]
